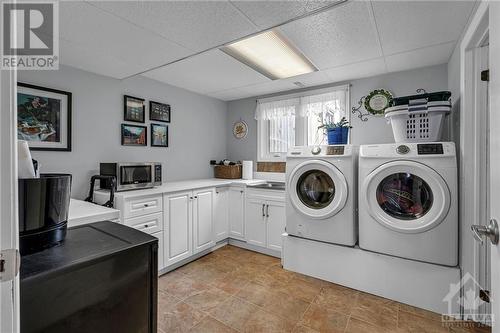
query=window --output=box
[256,85,349,161]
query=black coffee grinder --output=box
[18,174,72,255]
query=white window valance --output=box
[254,98,299,120]
[254,86,348,121]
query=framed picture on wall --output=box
[151,123,168,147]
[17,82,72,151]
[149,101,170,123]
[121,124,147,146]
[124,95,145,123]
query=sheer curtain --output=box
[255,86,348,156]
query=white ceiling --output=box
[58,0,475,101]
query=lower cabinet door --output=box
[164,191,193,266]
[228,187,245,239]
[245,198,267,248]
[214,187,229,242]
[266,200,286,252]
[193,188,215,254]
[152,231,165,271]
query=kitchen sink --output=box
[248,181,286,191]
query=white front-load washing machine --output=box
[358,142,458,266]
[286,145,357,246]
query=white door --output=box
[214,187,229,242]
[245,198,266,248]
[228,187,245,239]
[266,200,286,252]
[164,191,192,266]
[0,64,19,332]
[489,4,500,331]
[193,188,215,253]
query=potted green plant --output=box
[319,117,351,145]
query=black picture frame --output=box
[121,124,147,146]
[17,82,72,151]
[149,101,171,123]
[150,123,168,147]
[124,95,145,123]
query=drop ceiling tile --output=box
[59,1,191,78]
[236,80,299,98]
[385,42,455,73]
[143,49,270,94]
[283,70,332,87]
[207,89,251,101]
[89,1,257,52]
[372,0,475,55]
[279,1,382,69]
[59,39,144,78]
[230,0,340,29]
[323,57,387,83]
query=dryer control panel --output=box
[417,143,444,155]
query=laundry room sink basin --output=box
[248,181,286,191]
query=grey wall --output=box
[19,65,228,199]
[227,64,449,163]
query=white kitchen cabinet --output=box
[152,231,164,269]
[193,188,215,253]
[164,191,193,266]
[214,187,229,242]
[228,187,245,240]
[245,189,286,252]
[245,198,267,247]
[266,201,286,252]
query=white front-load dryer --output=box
[286,145,357,246]
[358,142,458,266]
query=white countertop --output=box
[96,178,267,199]
[68,198,120,228]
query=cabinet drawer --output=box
[123,195,162,218]
[124,212,163,235]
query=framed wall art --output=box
[17,82,72,151]
[150,101,171,123]
[121,124,147,146]
[124,95,145,123]
[151,123,168,147]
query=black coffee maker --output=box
[18,174,72,255]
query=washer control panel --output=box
[417,143,444,155]
[326,146,345,155]
[396,145,410,155]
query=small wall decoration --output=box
[17,82,72,151]
[124,95,145,123]
[151,123,168,147]
[352,89,393,122]
[121,124,147,146]
[150,101,171,123]
[233,120,248,139]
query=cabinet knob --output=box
[144,204,149,207]
[194,196,198,199]
[145,224,148,228]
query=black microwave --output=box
[100,162,162,191]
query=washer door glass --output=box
[288,160,348,219]
[376,173,433,220]
[297,170,335,209]
[362,161,451,234]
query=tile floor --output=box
[157,245,490,333]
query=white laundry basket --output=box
[385,94,451,143]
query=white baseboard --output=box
[228,238,281,258]
[282,234,461,315]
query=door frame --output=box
[0,67,20,331]
[459,0,489,322]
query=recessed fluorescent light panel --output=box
[221,30,317,80]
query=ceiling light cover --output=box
[221,30,317,80]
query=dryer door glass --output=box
[297,170,335,209]
[376,173,433,220]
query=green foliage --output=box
[318,116,351,130]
